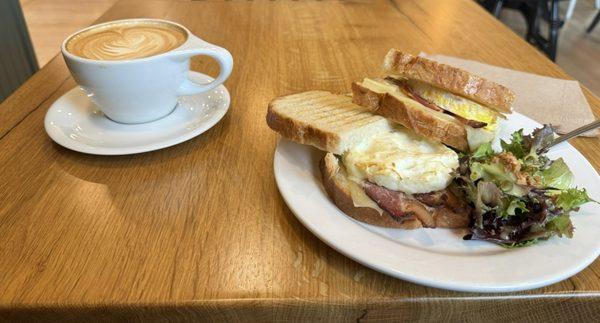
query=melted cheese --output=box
[362,78,400,94]
[343,129,459,194]
[346,177,384,215]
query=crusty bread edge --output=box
[320,153,470,229]
[266,95,343,154]
[351,82,470,151]
[383,49,515,113]
[320,153,422,229]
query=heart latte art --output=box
[66,21,187,61]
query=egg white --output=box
[343,128,459,194]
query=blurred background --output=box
[1,0,599,101]
[478,0,599,95]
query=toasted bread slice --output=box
[266,90,392,154]
[383,50,515,113]
[320,153,469,229]
[352,80,470,151]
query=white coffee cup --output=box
[61,18,233,124]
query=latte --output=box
[66,20,187,61]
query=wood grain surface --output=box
[1,0,599,321]
[20,0,118,67]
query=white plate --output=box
[274,112,600,293]
[44,71,230,155]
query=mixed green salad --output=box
[456,125,595,247]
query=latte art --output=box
[66,21,187,61]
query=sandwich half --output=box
[267,90,471,229]
[352,50,515,151]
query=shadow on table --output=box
[47,111,232,221]
[52,112,232,181]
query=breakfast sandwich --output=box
[266,52,515,229]
[352,49,514,151]
[267,91,470,229]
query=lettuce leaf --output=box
[500,198,528,218]
[477,181,503,207]
[500,125,555,162]
[545,215,574,238]
[555,188,594,212]
[500,129,525,158]
[470,161,516,184]
[469,162,529,197]
[524,125,555,154]
[541,158,573,189]
[471,142,493,160]
[459,125,592,247]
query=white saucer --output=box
[44,71,230,155]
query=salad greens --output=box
[457,125,594,247]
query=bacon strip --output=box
[414,189,469,213]
[445,113,487,128]
[363,182,436,228]
[362,182,472,228]
[402,83,444,112]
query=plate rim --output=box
[273,112,600,293]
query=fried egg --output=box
[407,80,502,131]
[343,128,459,194]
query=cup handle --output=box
[170,36,233,96]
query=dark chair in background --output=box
[0,0,38,102]
[478,0,567,61]
[588,10,600,32]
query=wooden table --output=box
[1,0,599,321]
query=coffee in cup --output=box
[61,18,233,124]
[65,20,188,61]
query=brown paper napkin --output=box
[421,53,598,136]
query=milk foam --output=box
[66,20,187,61]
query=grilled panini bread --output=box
[351,50,514,151]
[267,91,470,229]
[266,90,393,154]
[352,78,472,151]
[383,49,514,112]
